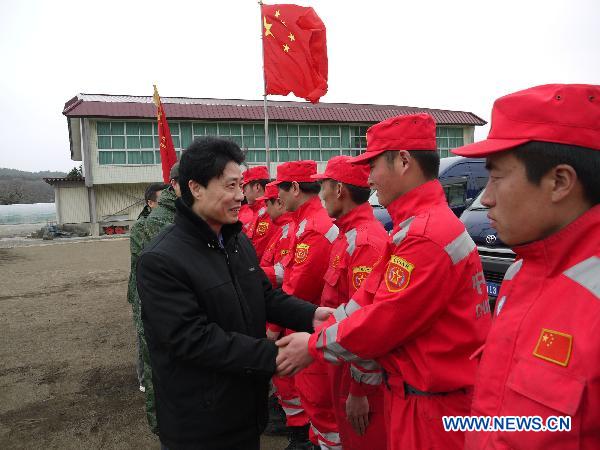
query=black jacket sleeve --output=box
[138,252,278,377]
[260,268,317,332]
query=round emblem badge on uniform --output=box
[294,243,310,264]
[385,255,414,292]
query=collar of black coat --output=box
[174,198,242,247]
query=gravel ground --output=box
[0,238,287,449]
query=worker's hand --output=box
[275,332,313,376]
[266,329,281,341]
[346,393,370,436]
[313,306,335,330]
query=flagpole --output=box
[259,0,271,177]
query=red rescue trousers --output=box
[295,359,340,448]
[328,364,386,450]
[384,376,471,450]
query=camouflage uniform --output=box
[127,207,151,394]
[138,186,177,436]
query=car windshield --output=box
[469,191,487,210]
[438,156,463,174]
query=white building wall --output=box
[94,183,147,222]
[56,184,90,224]
[88,120,163,185]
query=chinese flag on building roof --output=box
[152,85,178,183]
[261,4,328,103]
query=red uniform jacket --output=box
[260,212,295,288]
[321,202,388,397]
[309,180,491,393]
[321,202,388,450]
[466,205,600,450]
[282,196,337,305]
[246,201,279,261]
[238,203,256,230]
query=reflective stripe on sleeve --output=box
[274,262,284,286]
[445,230,476,264]
[325,225,339,243]
[503,259,523,281]
[345,228,358,255]
[281,224,289,239]
[350,364,383,386]
[392,216,415,246]
[296,219,307,237]
[564,256,600,298]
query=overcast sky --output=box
[1,0,598,172]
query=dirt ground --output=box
[0,238,287,449]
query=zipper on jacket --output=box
[219,245,252,331]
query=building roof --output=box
[63,94,486,126]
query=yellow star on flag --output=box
[263,17,273,37]
[288,33,295,42]
[283,44,290,53]
[275,10,280,17]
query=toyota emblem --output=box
[485,235,497,245]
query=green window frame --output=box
[436,127,464,158]
[97,120,183,165]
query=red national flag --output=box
[261,4,328,103]
[153,85,178,183]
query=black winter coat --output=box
[137,199,316,449]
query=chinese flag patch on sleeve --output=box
[533,328,573,367]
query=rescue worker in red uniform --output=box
[258,183,299,437]
[260,183,294,289]
[452,84,600,450]
[271,160,340,450]
[312,156,389,450]
[276,114,491,450]
[240,165,278,260]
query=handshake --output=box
[274,306,335,376]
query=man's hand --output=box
[275,332,313,376]
[346,393,370,436]
[266,329,281,341]
[313,306,335,330]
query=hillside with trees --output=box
[0,168,70,205]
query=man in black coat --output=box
[137,137,333,450]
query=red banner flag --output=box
[261,4,328,103]
[153,85,178,183]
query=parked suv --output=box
[370,156,488,231]
[460,191,516,306]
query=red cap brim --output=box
[310,173,329,180]
[348,149,387,164]
[266,180,281,187]
[452,138,531,158]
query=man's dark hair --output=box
[343,183,371,204]
[324,179,371,204]
[179,137,245,206]
[278,181,321,194]
[267,198,278,205]
[248,179,270,190]
[144,183,167,204]
[513,141,600,205]
[384,150,440,180]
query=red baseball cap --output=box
[453,84,600,157]
[242,165,270,186]
[256,184,279,202]
[267,160,317,186]
[350,113,437,164]
[311,156,370,188]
